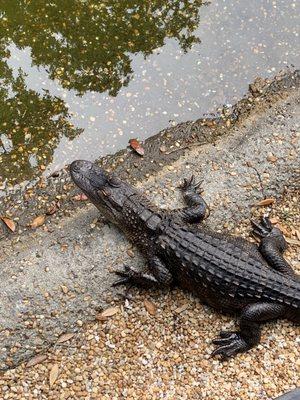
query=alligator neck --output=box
[120,192,162,248]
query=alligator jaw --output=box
[70,159,134,224]
[70,160,107,194]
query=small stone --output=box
[61,285,69,294]
[267,153,277,162]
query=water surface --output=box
[0,0,299,191]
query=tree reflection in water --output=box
[0,0,203,186]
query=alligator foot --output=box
[112,265,159,288]
[211,331,249,360]
[251,216,273,237]
[176,175,209,223]
[251,216,294,276]
[178,175,204,193]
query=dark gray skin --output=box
[70,160,300,359]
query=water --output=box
[0,0,299,191]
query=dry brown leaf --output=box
[46,202,60,215]
[73,193,88,201]
[144,299,157,315]
[49,363,59,387]
[129,138,144,156]
[286,237,300,246]
[127,249,135,258]
[30,215,46,228]
[56,333,75,344]
[175,303,190,314]
[96,306,119,321]
[269,217,279,224]
[205,120,216,127]
[46,205,57,215]
[26,354,47,368]
[256,198,275,206]
[1,217,16,232]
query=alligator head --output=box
[70,160,134,224]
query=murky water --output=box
[0,0,299,191]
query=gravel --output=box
[0,193,299,400]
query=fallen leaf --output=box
[96,306,119,321]
[46,202,60,215]
[129,138,144,156]
[73,193,88,201]
[1,217,16,232]
[286,237,300,246]
[205,120,216,127]
[56,333,75,344]
[269,217,279,224]
[30,215,45,228]
[144,299,157,315]
[175,303,190,314]
[26,354,47,368]
[49,364,59,387]
[256,198,275,206]
[127,249,135,258]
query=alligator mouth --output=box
[70,160,107,192]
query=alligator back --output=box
[158,220,300,310]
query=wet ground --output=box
[0,0,299,191]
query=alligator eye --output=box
[108,175,121,187]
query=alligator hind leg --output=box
[212,302,285,359]
[251,216,296,276]
[113,256,172,288]
[176,175,209,223]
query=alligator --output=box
[70,160,300,359]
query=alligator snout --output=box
[70,160,107,191]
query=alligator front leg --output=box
[251,216,296,277]
[113,256,172,288]
[212,302,285,359]
[175,175,209,223]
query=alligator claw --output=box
[112,265,135,287]
[219,330,236,339]
[251,216,273,238]
[211,331,249,359]
[178,175,204,193]
[112,277,131,287]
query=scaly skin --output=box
[70,160,300,359]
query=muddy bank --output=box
[0,70,299,370]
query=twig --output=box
[246,163,266,199]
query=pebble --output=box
[0,194,299,399]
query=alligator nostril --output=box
[70,160,85,173]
